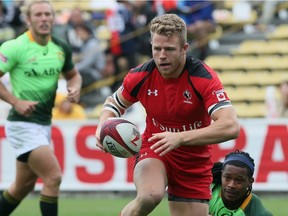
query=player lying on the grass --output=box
[209,149,273,216]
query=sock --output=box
[0,190,21,216]
[40,194,58,216]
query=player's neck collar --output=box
[26,31,51,45]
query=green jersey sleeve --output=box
[244,194,273,216]
[0,39,20,73]
[51,35,74,73]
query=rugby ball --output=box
[100,118,142,158]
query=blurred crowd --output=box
[0,0,286,120]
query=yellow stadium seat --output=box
[243,70,288,86]
[233,40,288,56]
[264,40,288,55]
[218,71,255,86]
[267,24,288,40]
[233,102,267,118]
[232,40,267,55]
[204,55,232,71]
[225,86,266,102]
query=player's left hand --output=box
[95,124,107,153]
[149,132,183,156]
[67,87,80,103]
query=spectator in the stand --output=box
[107,0,138,92]
[52,93,86,120]
[0,1,15,42]
[152,0,178,15]
[265,80,288,118]
[5,1,25,36]
[0,1,8,26]
[73,23,109,109]
[132,0,157,59]
[64,8,94,53]
[266,80,288,118]
[176,0,216,60]
[277,80,288,117]
[258,1,280,27]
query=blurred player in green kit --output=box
[0,1,82,215]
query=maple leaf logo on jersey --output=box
[216,90,226,101]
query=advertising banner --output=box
[0,119,287,191]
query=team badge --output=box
[57,51,64,61]
[183,90,192,104]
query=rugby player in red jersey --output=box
[96,13,240,216]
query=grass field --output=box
[11,193,287,216]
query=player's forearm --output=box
[182,115,240,146]
[99,97,122,122]
[66,71,82,91]
[0,81,18,106]
[182,119,239,146]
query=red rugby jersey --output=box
[121,56,231,146]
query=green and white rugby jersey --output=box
[0,31,74,125]
[209,184,273,216]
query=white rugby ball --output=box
[100,118,142,158]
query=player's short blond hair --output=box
[149,13,187,46]
[21,0,54,18]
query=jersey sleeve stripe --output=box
[112,92,128,109]
[208,101,232,115]
[103,103,121,117]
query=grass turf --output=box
[11,194,286,216]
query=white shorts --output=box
[5,121,52,157]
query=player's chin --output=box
[158,68,174,78]
[223,191,238,201]
[37,29,51,36]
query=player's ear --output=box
[249,177,254,185]
[182,43,189,56]
[25,16,31,28]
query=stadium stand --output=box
[2,0,282,119]
[267,24,288,40]
[219,70,288,87]
[232,39,288,55]
[204,1,288,118]
[233,102,267,118]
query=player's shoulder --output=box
[51,34,71,51]
[186,55,216,79]
[130,58,156,74]
[211,183,221,196]
[0,34,30,60]
[1,33,27,49]
[246,193,273,216]
[250,193,265,205]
